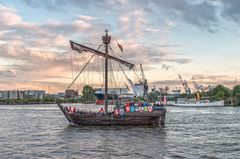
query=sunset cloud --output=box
[0,5,22,26]
[0,1,240,92]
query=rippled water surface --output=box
[0,104,240,159]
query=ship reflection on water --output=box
[60,125,167,159]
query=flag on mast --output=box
[117,42,123,52]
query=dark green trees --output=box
[232,85,240,106]
[207,84,240,106]
[210,84,230,101]
[81,85,95,102]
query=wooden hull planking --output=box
[57,101,166,126]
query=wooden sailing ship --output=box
[57,29,166,126]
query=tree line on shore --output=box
[1,84,240,106]
[0,95,55,105]
[206,84,240,106]
[148,84,240,106]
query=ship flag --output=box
[117,42,123,52]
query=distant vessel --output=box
[175,76,225,107]
[57,30,166,126]
[172,98,224,107]
[94,89,118,100]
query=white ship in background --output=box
[172,98,224,107]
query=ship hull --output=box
[57,102,166,126]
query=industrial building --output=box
[0,90,45,100]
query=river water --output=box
[0,104,239,159]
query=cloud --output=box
[21,0,221,31]
[151,79,179,85]
[0,1,239,92]
[149,0,218,31]
[117,10,149,39]
[192,74,230,81]
[190,74,236,88]
[22,0,128,13]
[0,4,110,91]
[0,17,73,92]
[221,0,240,22]
[166,58,192,64]
[150,74,236,91]
[0,4,22,27]
[21,0,69,12]
[111,41,191,66]
[76,15,97,21]
[158,44,180,48]
[112,9,192,66]
[21,0,240,30]
[0,69,16,78]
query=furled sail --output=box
[70,40,135,69]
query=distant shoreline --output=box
[0,102,56,105]
[0,102,239,107]
[0,101,80,105]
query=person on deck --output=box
[97,107,104,115]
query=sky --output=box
[0,0,240,93]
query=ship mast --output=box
[69,30,135,113]
[102,29,111,113]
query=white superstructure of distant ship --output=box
[172,98,224,107]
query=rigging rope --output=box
[67,45,102,89]
[67,53,95,89]
[109,45,131,88]
[68,41,140,98]
[133,67,141,82]
[70,47,74,82]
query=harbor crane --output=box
[140,64,148,98]
[196,85,210,100]
[192,77,198,91]
[192,77,204,92]
[178,74,191,94]
[192,77,210,100]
